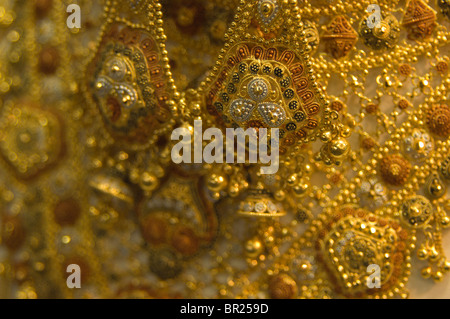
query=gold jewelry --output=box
[0,0,449,299]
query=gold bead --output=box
[320,131,332,143]
[440,216,450,228]
[429,247,440,262]
[245,238,263,257]
[287,174,297,186]
[421,266,432,279]
[228,186,239,198]
[329,137,350,158]
[274,190,286,201]
[417,247,428,260]
[304,164,312,174]
[433,271,444,282]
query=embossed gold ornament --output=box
[322,16,358,59]
[0,103,65,180]
[84,21,177,148]
[1,0,450,300]
[359,14,400,50]
[400,196,433,228]
[379,154,411,186]
[402,0,437,41]
[317,207,413,298]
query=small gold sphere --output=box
[140,172,158,192]
[261,2,274,17]
[340,126,352,138]
[329,137,350,158]
[433,271,444,282]
[299,261,312,273]
[228,186,240,198]
[207,174,226,192]
[245,238,264,257]
[373,21,391,39]
[274,190,285,201]
[417,247,428,260]
[413,139,426,152]
[421,266,432,279]
[292,183,309,197]
[287,174,297,186]
[442,260,450,273]
[320,131,332,143]
[304,164,312,174]
[429,247,440,262]
[440,216,450,228]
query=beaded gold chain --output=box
[0,0,449,299]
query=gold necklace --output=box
[0,0,449,299]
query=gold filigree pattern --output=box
[0,0,450,300]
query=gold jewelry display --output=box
[0,0,450,299]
